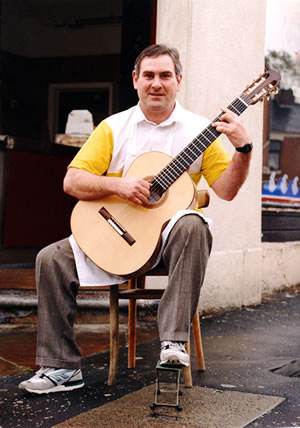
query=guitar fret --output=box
[185,145,201,162]
[169,158,188,176]
[192,136,210,154]
[167,161,182,176]
[182,149,196,162]
[151,177,166,192]
[188,146,198,159]
[166,166,180,181]
[198,133,211,145]
[185,144,200,159]
[229,103,240,115]
[188,141,201,155]
[229,98,248,115]
[154,175,169,191]
[201,132,212,148]
[205,126,219,139]
[159,155,190,185]
[237,96,249,107]
[161,175,173,187]
[176,157,190,170]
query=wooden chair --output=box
[107,190,210,386]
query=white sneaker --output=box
[160,341,190,367]
[19,367,84,394]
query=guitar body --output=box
[71,151,197,278]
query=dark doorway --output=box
[0,0,156,263]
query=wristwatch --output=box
[236,143,253,153]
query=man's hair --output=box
[134,44,183,79]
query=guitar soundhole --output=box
[143,176,168,209]
[148,186,164,203]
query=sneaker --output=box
[160,341,190,367]
[19,367,84,394]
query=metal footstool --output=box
[150,360,183,411]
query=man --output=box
[19,44,252,394]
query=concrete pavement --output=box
[0,286,299,427]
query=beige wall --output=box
[150,0,300,313]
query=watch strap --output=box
[236,143,253,153]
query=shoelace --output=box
[41,369,77,386]
[161,342,186,352]
[36,367,51,377]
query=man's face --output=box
[132,54,182,122]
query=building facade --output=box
[0,0,299,313]
[151,0,300,312]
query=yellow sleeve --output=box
[68,121,113,176]
[201,137,231,186]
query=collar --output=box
[132,101,184,127]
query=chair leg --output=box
[108,284,119,385]
[128,278,137,368]
[128,299,137,368]
[183,340,192,388]
[192,311,205,371]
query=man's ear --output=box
[132,70,138,89]
[177,73,183,92]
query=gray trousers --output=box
[35,214,212,369]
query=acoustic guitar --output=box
[71,71,280,278]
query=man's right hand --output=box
[115,177,151,205]
[64,167,151,204]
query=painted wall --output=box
[151,0,300,313]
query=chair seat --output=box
[118,289,164,299]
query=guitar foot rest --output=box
[150,360,183,412]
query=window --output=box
[48,82,112,143]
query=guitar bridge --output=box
[99,207,136,246]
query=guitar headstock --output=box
[242,70,281,106]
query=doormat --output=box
[55,385,284,428]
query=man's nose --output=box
[152,76,162,89]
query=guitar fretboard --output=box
[150,96,249,194]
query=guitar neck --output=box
[151,95,249,193]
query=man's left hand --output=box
[212,107,251,149]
